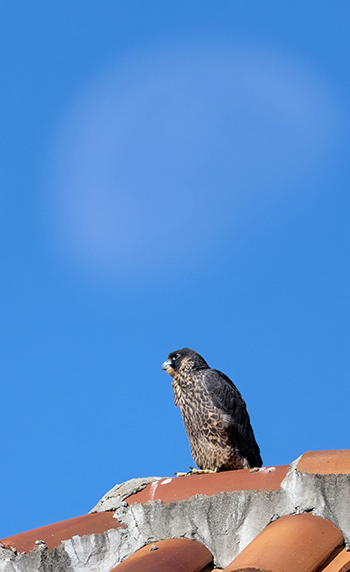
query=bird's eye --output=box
[172,354,180,361]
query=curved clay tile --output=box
[111,538,213,572]
[224,513,343,572]
[126,466,289,506]
[297,450,350,475]
[0,512,124,554]
[317,546,350,572]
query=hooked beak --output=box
[162,357,175,377]
[161,359,171,371]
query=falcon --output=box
[161,348,262,471]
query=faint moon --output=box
[49,44,336,280]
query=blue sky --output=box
[1,1,349,538]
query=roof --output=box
[1,449,350,572]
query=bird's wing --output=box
[203,368,262,467]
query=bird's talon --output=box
[249,467,260,473]
[190,468,216,475]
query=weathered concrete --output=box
[90,477,164,513]
[0,529,128,572]
[1,458,350,571]
[281,457,350,548]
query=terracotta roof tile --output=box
[224,513,343,572]
[297,450,350,475]
[126,465,289,505]
[0,512,124,554]
[110,538,213,572]
[317,546,350,572]
[1,450,350,571]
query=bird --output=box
[161,347,262,472]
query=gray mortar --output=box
[0,545,71,572]
[1,459,350,571]
[281,457,350,548]
[111,488,285,567]
[0,529,129,572]
[90,476,165,512]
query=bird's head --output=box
[161,348,209,377]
